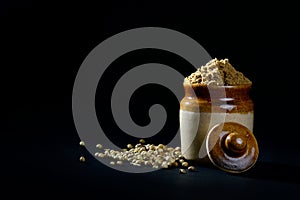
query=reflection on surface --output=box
[232,161,300,184]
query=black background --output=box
[2,0,300,199]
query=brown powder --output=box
[185,58,252,86]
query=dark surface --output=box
[2,0,300,199]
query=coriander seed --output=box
[79,156,86,162]
[188,166,195,171]
[182,162,189,168]
[79,141,85,146]
[139,139,145,144]
[116,161,123,165]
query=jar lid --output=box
[206,122,259,173]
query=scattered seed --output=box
[96,144,103,149]
[116,161,123,165]
[173,162,179,167]
[139,139,145,144]
[182,162,189,168]
[188,166,195,171]
[161,161,169,169]
[127,144,133,149]
[79,141,85,146]
[144,161,150,165]
[110,161,115,165]
[98,153,105,158]
[179,169,187,174]
[79,156,86,162]
[175,147,181,151]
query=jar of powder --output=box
[179,58,259,173]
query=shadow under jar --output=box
[179,82,258,173]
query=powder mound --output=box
[185,58,252,86]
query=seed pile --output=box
[79,140,196,174]
[185,58,252,86]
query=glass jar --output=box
[179,82,258,173]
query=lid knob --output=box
[224,132,248,156]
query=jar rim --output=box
[183,82,252,89]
